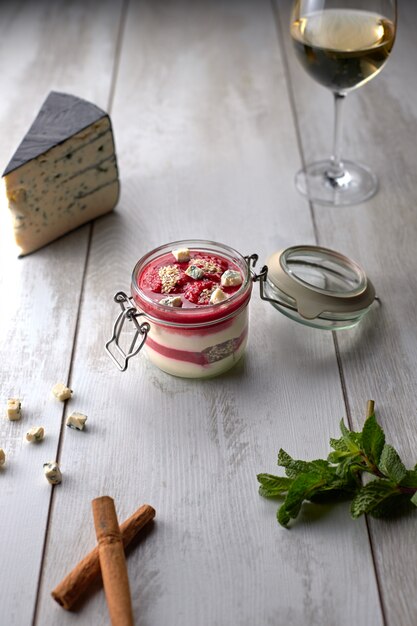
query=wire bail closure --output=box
[105,291,150,371]
[245,254,290,310]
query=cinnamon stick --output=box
[52,503,155,610]
[92,496,134,626]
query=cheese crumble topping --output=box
[172,247,191,262]
[221,269,243,287]
[210,288,228,304]
[160,295,183,307]
[185,265,204,280]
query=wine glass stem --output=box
[328,92,346,181]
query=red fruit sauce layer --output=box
[145,325,248,366]
[133,249,251,325]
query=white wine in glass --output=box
[290,0,396,206]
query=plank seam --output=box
[332,333,352,427]
[31,228,94,626]
[273,2,388,624]
[333,330,387,626]
[107,0,130,114]
[364,516,389,626]
[31,1,130,623]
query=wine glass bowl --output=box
[290,0,397,206]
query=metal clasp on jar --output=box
[105,292,150,371]
[245,254,291,311]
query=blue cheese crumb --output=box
[210,288,228,304]
[220,269,243,287]
[185,265,204,280]
[52,383,73,401]
[159,295,183,307]
[43,462,62,485]
[172,247,190,263]
[26,426,45,443]
[66,411,87,431]
[7,398,21,421]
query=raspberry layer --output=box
[133,248,250,325]
[146,325,248,366]
[145,332,248,378]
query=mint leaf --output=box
[339,420,350,437]
[362,414,385,465]
[399,470,417,488]
[278,473,326,527]
[351,480,397,518]
[257,474,292,497]
[309,486,355,503]
[339,419,362,452]
[277,505,291,527]
[329,436,348,452]
[328,450,352,464]
[378,445,407,483]
[335,457,363,483]
[259,401,417,528]
[277,449,313,478]
[278,449,332,479]
[366,494,413,518]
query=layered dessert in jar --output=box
[131,240,252,378]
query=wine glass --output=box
[290,0,397,206]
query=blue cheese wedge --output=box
[185,264,204,280]
[26,426,45,443]
[7,398,21,421]
[159,295,182,307]
[0,449,5,466]
[66,411,87,431]
[221,269,243,287]
[43,462,62,485]
[210,288,228,304]
[172,247,190,263]
[3,91,119,256]
[52,382,73,401]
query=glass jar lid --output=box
[261,245,376,330]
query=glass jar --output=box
[262,246,376,330]
[106,241,376,378]
[107,240,252,378]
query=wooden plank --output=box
[0,1,124,625]
[276,1,417,624]
[36,1,383,624]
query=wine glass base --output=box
[295,159,378,206]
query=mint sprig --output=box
[258,401,417,527]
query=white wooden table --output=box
[1,1,417,624]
